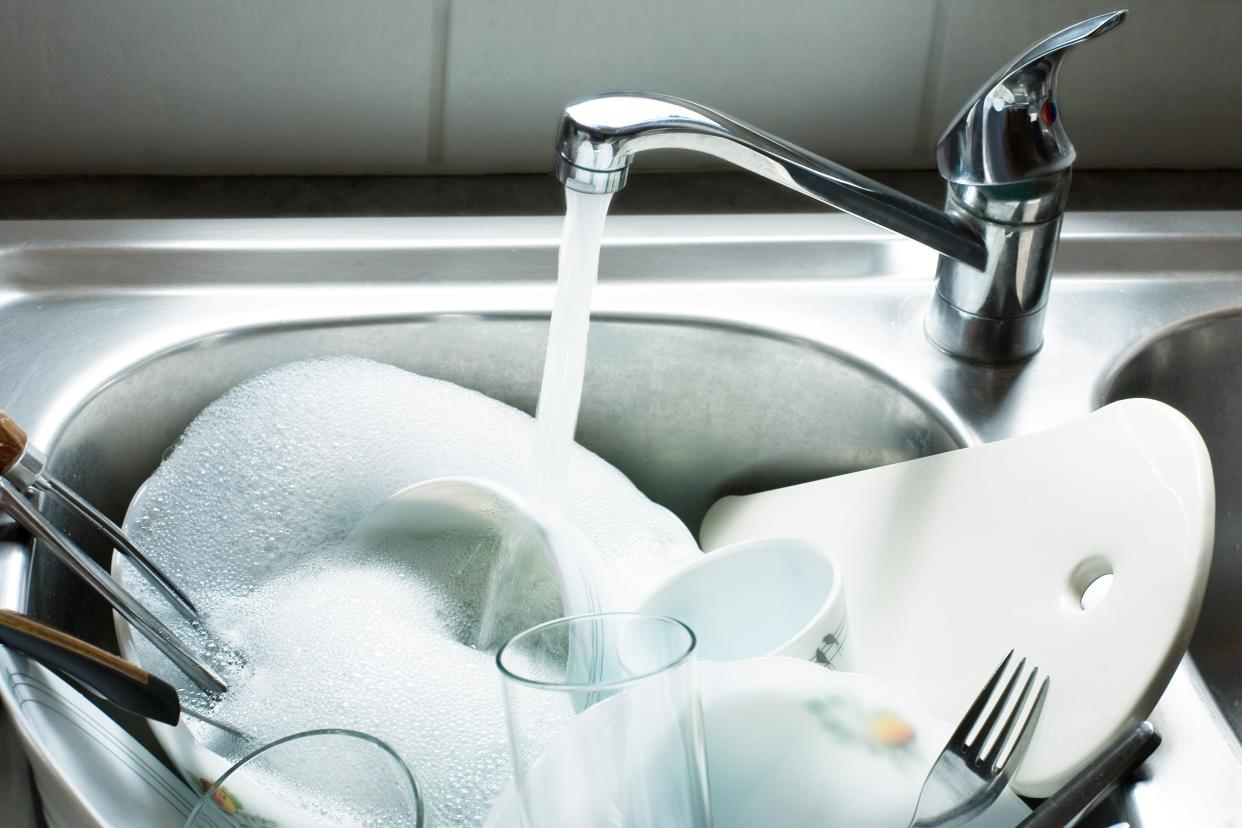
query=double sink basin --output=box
[0,210,1240,825]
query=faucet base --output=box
[926,296,1045,364]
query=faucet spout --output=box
[556,94,988,271]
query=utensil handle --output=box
[35,473,200,620]
[1016,721,1160,828]
[0,609,181,726]
[0,477,227,693]
[0,409,28,475]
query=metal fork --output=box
[909,651,1050,827]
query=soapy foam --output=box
[122,357,699,826]
[215,729,426,827]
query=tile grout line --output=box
[424,0,452,171]
[912,0,953,168]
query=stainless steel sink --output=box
[2,211,1241,826]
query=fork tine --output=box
[993,675,1050,774]
[950,650,1013,750]
[908,655,1050,828]
[967,655,1027,762]
[981,665,1038,769]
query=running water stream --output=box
[476,188,615,648]
[532,189,615,517]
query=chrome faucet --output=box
[555,11,1126,363]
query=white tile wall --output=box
[0,0,1236,175]
[438,0,939,173]
[0,0,441,174]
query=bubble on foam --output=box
[119,357,699,827]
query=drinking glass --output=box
[497,612,711,828]
[184,728,424,828]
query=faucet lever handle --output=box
[936,10,1127,188]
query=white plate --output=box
[486,658,1030,828]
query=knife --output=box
[0,609,245,738]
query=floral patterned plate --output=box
[486,657,1030,828]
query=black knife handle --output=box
[0,608,181,726]
[1017,721,1160,828]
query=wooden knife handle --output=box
[0,409,27,475]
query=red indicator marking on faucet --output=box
[1041,100,1057,126]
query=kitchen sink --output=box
[2,211,1242,826]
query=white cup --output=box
[637,537,852,670]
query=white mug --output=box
[637,537,852,670]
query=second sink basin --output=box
[1106,310,1242,734]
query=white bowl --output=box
[345,475,612,641]
[638,536,852,668]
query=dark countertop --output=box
[0,171,1238,220]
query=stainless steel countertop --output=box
[2,179,1240,826]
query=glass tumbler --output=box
[184,728,424,828]
[497,612,711,828]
